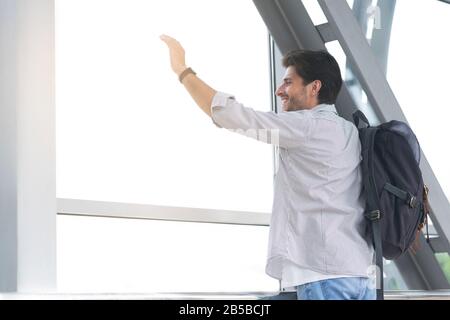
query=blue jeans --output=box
[262,277,376,300]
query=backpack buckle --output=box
[407,193,417,208]
[365,210,381,221]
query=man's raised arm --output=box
[160,34,216,117]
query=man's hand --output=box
[160,34,187,76]
[159,34,217,117]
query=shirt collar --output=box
[311,103,337,114]
[291,103,338,115]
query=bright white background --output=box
[55,0,277,293]
[56,0,273,213]
[57,215,274,293]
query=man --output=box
[160,34,375,300]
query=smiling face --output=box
[275,66,321,112]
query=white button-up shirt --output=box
[210,92,374,285]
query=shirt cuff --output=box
[210,91,235,128]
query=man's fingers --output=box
[159,34,170,42]
[160,35,170,46]
[160,34,179,45]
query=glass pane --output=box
[57,215,278,293]
[302,0,328,25]
[325,41,347,80]
[56,0,273,213]
[325,39,380,126]
[384,260,407,290]
[348,0,381,43]
[387,0,450,200]
[436,253,450,285]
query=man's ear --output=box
[311,80,322,96]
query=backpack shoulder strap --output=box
[360,126,384,300]
[353,110,370,128]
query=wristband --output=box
[178,67,196,83]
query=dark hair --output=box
[282,50,342,105]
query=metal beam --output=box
[253,0,324,53]
[318,0,404,122]
[350,0,397,75]
[429,236,450,254]
[345,0,396,124]
[395,234,450,289]
[57,198,271,226]
[370,0,396,75]
[316,23,336,43]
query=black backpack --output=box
[352,110,430,300]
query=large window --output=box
[57,215,277,293]
[56,0,273,213]
[56,0,276,293]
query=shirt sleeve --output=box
[210,91,312,148]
